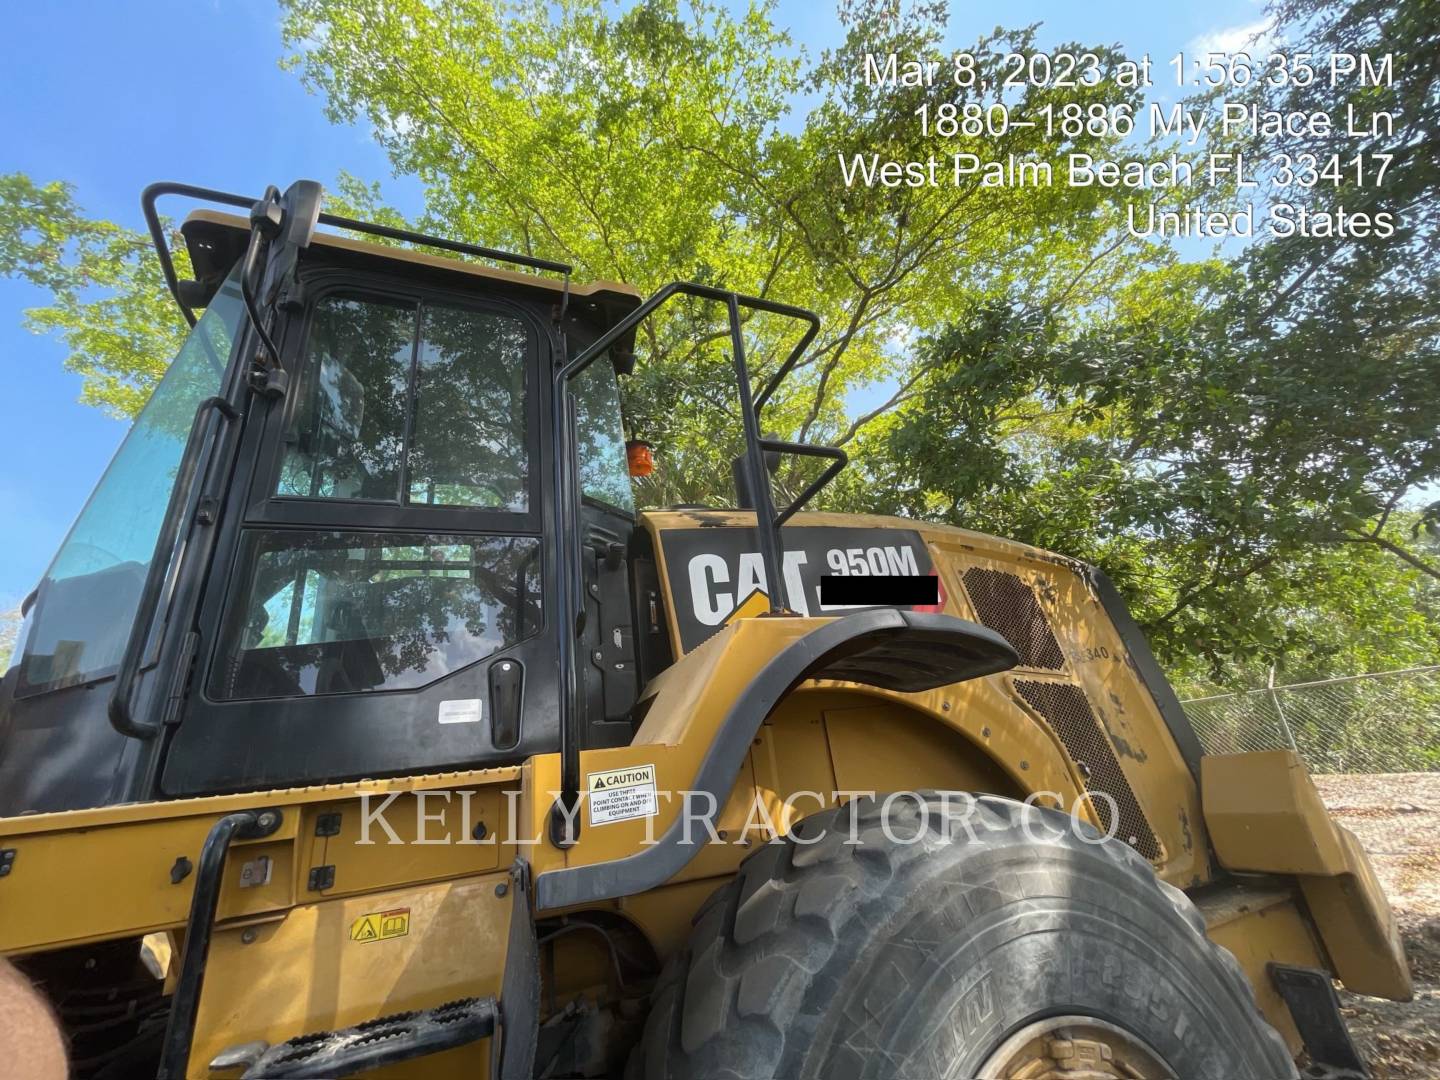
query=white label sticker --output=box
[438,699,483,725]
[587,763,658,826]
[237,855,272,889]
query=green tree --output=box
[1228,0,1440,540]
[867,251,1438,677]
[1,0,1434,691]
[0,174,186,417]
[866,0,1440,680]
[278,0,1162,501]
[0,606,19,673]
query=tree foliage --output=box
[864,0,1440,686]
[0,607,18,672]
[0,174,186,418]
[866,274,1440,686]
[278,0,1161,499]
[0,0,1435,690]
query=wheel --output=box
[632,792,1296,1079]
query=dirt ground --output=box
[1313,773,1440,1078]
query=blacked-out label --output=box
[659,526,934,652]
[819,574,938,606]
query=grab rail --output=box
[142,180,572,326]
[550,281,837,840]
[107,395,237,739]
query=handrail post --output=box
[548,279,832,844]
[157,809,282,1079]
[725,293,788,614]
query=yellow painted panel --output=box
[1201,752,1411,1000]
[619,877,730,958]
[1202,751,1347,874]
[825,703,1020,798]
[311,789,505,900]
[1200,888,1325,1055]
[0,781,519,956]
[0,766,523,838]
[0,816,295,954]
[1300,826,1414,1000]
[194,873,511,1079]
[933,540,1206,885]
[751,699,838,821]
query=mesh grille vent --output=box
[1013,679,1162,861]
[961,568,1065,670]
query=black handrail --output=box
[726,291,785,612]
[107,395,237,739]
[569,281,820,402]
[551,281,834,839]
[318,211,572,277]
[763,438,849,526]
[157,809,281,1079]
[141,181,573,328]
[142,182,256,327]
[239,187,284,372]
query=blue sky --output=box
[0,0,1266,608]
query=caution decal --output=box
[587,763,659,827]
[349,907,410,943]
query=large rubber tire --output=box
[632,793,1296,1080]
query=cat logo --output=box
[660,525,934,652]
[349,907,410,943]
[723,588,770,624]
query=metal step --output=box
[222,995,497,1078]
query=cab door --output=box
[162,269,560,795]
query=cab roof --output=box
[180,208,643,330]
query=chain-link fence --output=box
[1182,666,1440,774]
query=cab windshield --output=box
[14,264,247,695]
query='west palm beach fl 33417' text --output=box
[841,49,1401,238]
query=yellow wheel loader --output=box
[0,180,1411,1079]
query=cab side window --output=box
[212,289,540,701]
[210,530,540,699]
[276,293,529,510]
[571,357,635,515]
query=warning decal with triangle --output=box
[349,907,410,942]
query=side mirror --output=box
[175,279,212,311]
[730,438,782,510]
[609,343,636,376]
[281,180,324,250]
[762,433,782,476]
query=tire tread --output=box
[631,793,1294,1080]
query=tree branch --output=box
[1150,552,1279,627]
[1340,532,1440,581]
[833,366,929,446]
